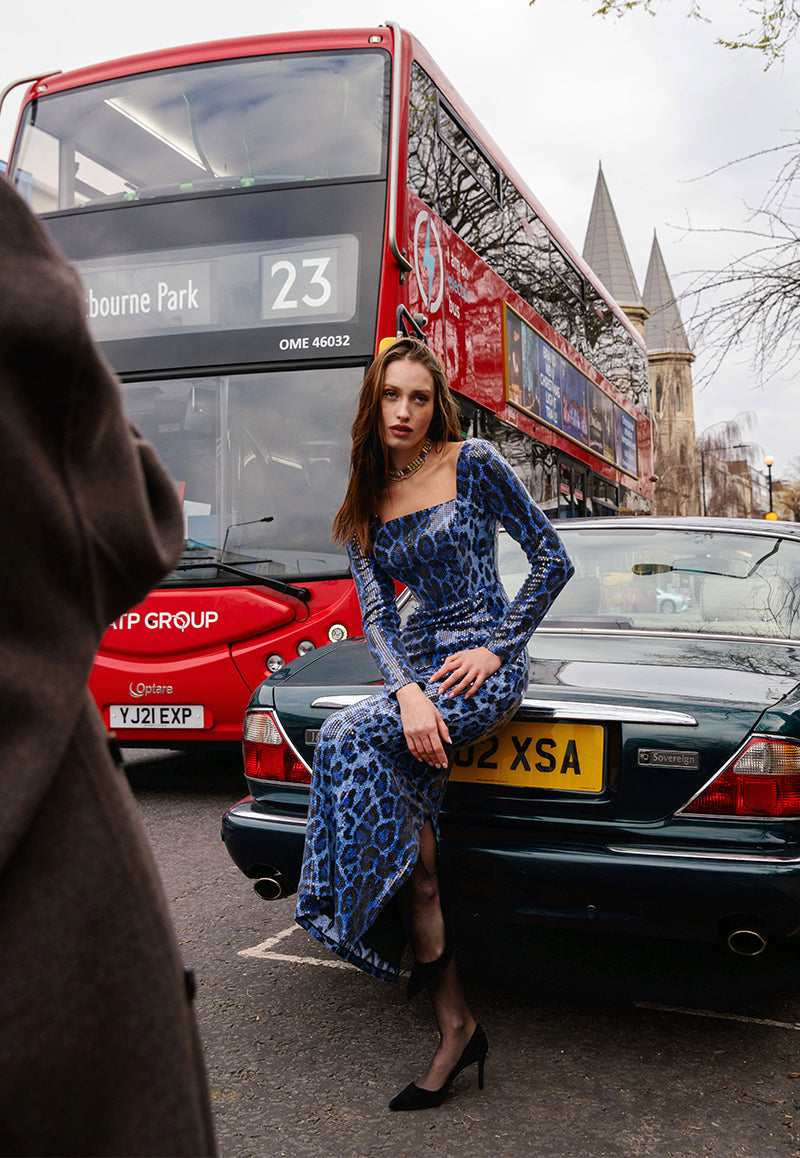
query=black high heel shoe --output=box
[388,1023,488,1111]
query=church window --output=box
[655,377,662,412]
[676,385,682,412]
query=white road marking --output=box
[239,923,355,970]
[636,1000,800,1032]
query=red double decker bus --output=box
[5,24,652,747]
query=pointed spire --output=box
[582,163,644,312]
[642,232,693,355]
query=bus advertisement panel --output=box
[503,304,640,479]
[6,25,651,747]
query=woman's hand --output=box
[396,683,451,768]
[429,647,502,700]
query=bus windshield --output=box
[12,49,390,212]
[124,366,360,583]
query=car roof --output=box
[553,516,800,540]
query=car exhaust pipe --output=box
[253,874,289,901]
[727,929,767,957]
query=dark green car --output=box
[222,517,800,956]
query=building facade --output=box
[642,234,701,516]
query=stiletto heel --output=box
[388,1024,488,1111]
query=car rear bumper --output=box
[222,800,800,943]
[222,798,306,887]
[443,824,800,943]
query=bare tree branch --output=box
[527,1,800,380]
[528,0,800,68]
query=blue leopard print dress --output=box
[295,439,573,981]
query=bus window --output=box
[503,191,549,316]
[13,50,390,211]
[435,98,503,269]
[123,366,359,579]
[407,63,438,208]
[436,101,501,206]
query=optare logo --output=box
[129,682,175,698]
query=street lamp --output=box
[764,456,776,519]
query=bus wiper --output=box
[173,561,311,602]
[221,515,273,556]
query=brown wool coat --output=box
[0,179,216,1155]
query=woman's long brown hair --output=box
[332,338,462,552]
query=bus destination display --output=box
[77,234,360,343]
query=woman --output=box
[296,337,573,1111]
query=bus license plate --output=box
[109,704,204,729]
[449,722,604,792]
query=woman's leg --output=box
[405,819,445,963]
[419,960,477,1090]
[406,821,478,1091]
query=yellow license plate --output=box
[449,721,605,792]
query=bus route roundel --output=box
[412,211,444,313]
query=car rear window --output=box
[500,527,800,640]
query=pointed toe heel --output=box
[388,1024,488,1111]
[388,1081,447,1111]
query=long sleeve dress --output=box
[295,438,573,981]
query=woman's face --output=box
[380,358,435,458]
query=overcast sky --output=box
[2,0,797,478]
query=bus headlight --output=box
[297,640,316,656]
[328,623,348,643]
[266,653,284,673]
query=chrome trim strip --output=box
[383,21,412,275]
[517,698,697,726]
[597,522,795,543]
[227,802,307,828]
[311,694,696,726]
[607,844,800,864]
[536,627,800,646]
[312,694,371,709]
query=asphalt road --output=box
[127,749,800,1158]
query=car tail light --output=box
[243,710,311,784]
[684,738,800,817]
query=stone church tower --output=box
[583,164,649,339]
[642,233,700,516]
[583,166,700,515]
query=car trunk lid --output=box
[445,633,800,824]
